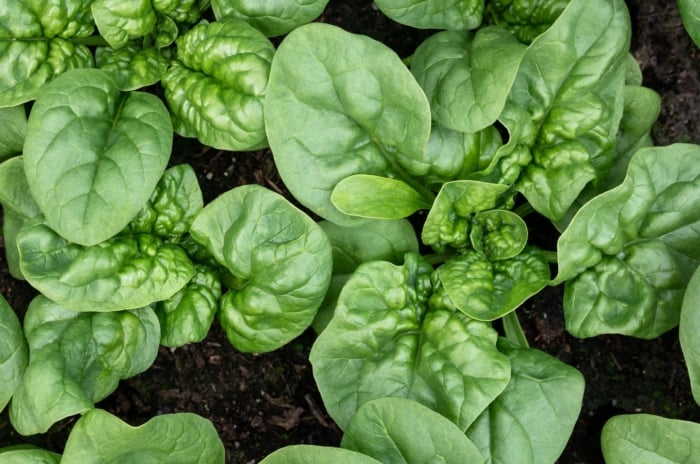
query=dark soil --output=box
[1,1,699,463]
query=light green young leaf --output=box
[61,409,225,463]
[261,446,382,464]
[0,293,28,412]
[374,0,484,30]
[556,144,700,338]
[411,27,526,133]
[470,209,528,260]
[310,253,511,430]
[0,447,61,464]
[91,0,157,49]
[467,339,584,464]
[678,0,700,48]
[602,414,700,463]
[331,174,432,220]
[96,44,171,91]
[342,398,485,463]
[679,266,700,406]
[212,0,330,37]
[0,106,26,161]
[265,23,431,226]
[24,68,172,246]
[163,19,275,151]
[18,222,195,312]
[487,0,569,43]
[10,296,160,435]
[152,0,210,23]
[190,185,332,353]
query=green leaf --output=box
[265,23,431,226]
[679,266,700,406]
[470,209,528,260]
[331,174,432,220]
[61,409,225,463]
[438,247,550,321]
[9,296,160,435]
[487,0,569,43]
[190,185,332,353]
[411,27,526,133]
[18,222,195,312]
[342,398,485,463]
[678,0,700,48]
[91,0,158,49]
[212,0,330,37]
[0,447,61,464]
[556,144,700,338]
[374,0,484,30]
[310,253,511,430]
[0,293,28,412]
[96,44,171,91]
[467,339,584,464]
[261,446,382,464]
[0,105,26,161]
[23,68,172,246]
[602,414,700,463]
[163,19,274,151]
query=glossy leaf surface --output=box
[212,0,330,37]
[487,0,569,43]
[96,45,171,91]
[374,0,484,30]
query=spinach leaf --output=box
[602,414,700,463]
[212,0,330,37]
[678,0,700,48]
[23,68,172,246]
[0,106,26,161]
[265,23,432,226]
[680,266,700,406]
[487,0,569,43]
[61,408,225,463]
[310,253,511,430]
[556,144,700,338]
[342,398,485,463]
[0,294,28,412]
[0,447,61,464]
[163,19,275,151]
[261,446,382,464]
[190,185,333,353]
[96,44,171,91]
[374,0,484,30]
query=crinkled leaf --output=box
[156,264,221,347]
[261,446,382,464]
[602,414,700,463]
[556,144,700,338]
[96,44,171,91]
[0,294,28,412]
[343,397,485,463]
[494,0,629,221]
[438,247,550,321]
[265,23,431,226]
[0,447,61,464]
[18,222,195,312]
[487,0,569,43]
[24,68,172,246]
[679,0,700,48]
[310,253,511,430]
[190,185,332,353]
[469,209,528,260]
[152,0,210,23]
[331,175,432,220]
[10,296,160,435]
[374,0,484,30]
[467,339,584,464]
[0,106,26,161]
[163,19,274,151]
[411,27,526,133]
[680,266,700,406]
[422,180,510,251]
[91,0,157,49]
[61,409,225,463]
[212,0,330,37]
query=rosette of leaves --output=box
[163,19,275,151]
[212,0,330,37]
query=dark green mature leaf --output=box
[23,68,172,246]
[0,447,61,463]
[487,0,569,43]
[261,446,382,464]
[18,222,195,312]
[96,44,171,91]
[374,0,484,30]
[265,23,431,226]
[0,294,28,412]
[212,0,330,37]
[190,185,332,353]
[163,19,275,151]
[331,175,432,219]
[61,409,225,463]
[10,296,160,435]
[602,414,700,463]
[311,253,511,430]
[467,339,584,464]
[0,106,26,161]
[679,0,700,48]
[556,144,700,338]
[679,266,700,405]
[342,398,485,463]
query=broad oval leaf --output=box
[602,414,700,463]
[265,23,431,226]
[374,0,484,30]
[0,447,61,464]
[260,446,382,464]
[212,0,330,37]
[0,294,28,412]
[680,266,700,406]
[23,68,172,246]
[190,184,332,353]
[163,19,275,151]
[343,397,485,464]
[679,0,700,48]
[310,253,511,430]
[61,409,225,463]
[18,222,195,312]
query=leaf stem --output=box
[513,202,536,218]
[542,250,558,263]
[502,311,529,348]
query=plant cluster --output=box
[0,0,699,462]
